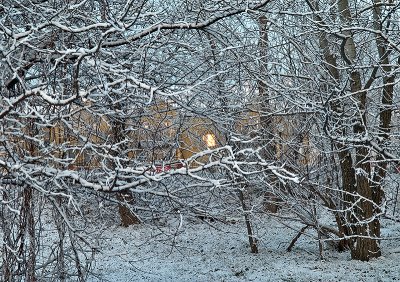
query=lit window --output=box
[203,133,216,148]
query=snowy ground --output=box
[87,216,400,282]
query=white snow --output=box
[87,217,400,282]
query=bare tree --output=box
[2,2,400,281]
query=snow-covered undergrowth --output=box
[87,216,400,282]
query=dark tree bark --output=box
[112,119,141,226]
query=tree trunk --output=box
[257,14,281,213]
[238,187,258,253]
[337,0,382,260]
[117,191,140,227]
[112,117,140,226]
[308,0,387,259]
